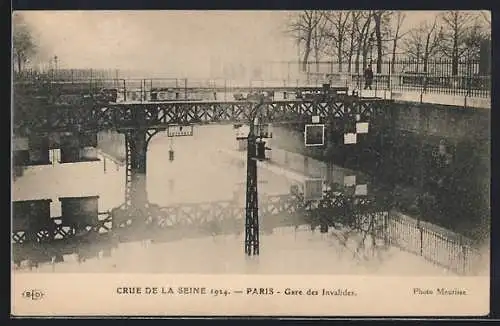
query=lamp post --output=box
[244,98,262,256]
[240,94,272,256]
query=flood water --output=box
[12,125,459,275]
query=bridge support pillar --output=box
[123,127,163,211]
[129,129,148,209]
[245,128,259,256]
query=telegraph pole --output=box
[243,95,271,256]
[245,115,259,256]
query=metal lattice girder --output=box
[14,98,393,133]
[12,192,388,245]
[245,131,260,256]
[12,194,390,266]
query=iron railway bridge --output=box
[13,83,396,264]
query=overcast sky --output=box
[14,10,489,78]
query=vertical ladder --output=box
[124,133,133,206]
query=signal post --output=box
[236,96,272,256]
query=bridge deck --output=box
[107,97,387,106]
[15,81,349,93]
[150,85,349,92]
[14,95,393,134]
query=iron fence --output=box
[263,59,490,98]
[14,68,120,82]
[282,58,489,76]
[322,72,490,98]
[302,59,490,98]
[386,210,483,275]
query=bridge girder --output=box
[12,96,394,261]
[11,190,480,276]
[14,98,393,134]
[12,191,389,255]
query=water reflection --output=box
[12,125,453,275]
[12,223,453,275]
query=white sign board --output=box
[304,124,325,147]
[356,122,369,134]
[355,184,368,196]
[344,175,356,187]
[168,125,194,137]
[344,133,357,145]
[235,125,250,139]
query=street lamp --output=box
[237,94,272,256]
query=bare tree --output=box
[403,16,442,73]
[286,11,323,72]
[322,11,351,72]
[344,11,362,73]
[372,11,389,73]
[386,11,407,72]
[360,13,375,73]
[461,15,488,80]
[480,10,491,26]
[439,11,477,75]
[13,13,37,74]
[296,187,391,266]
[475,11,491,76]
[351,11,374,74]
[311,13,329,73]
[462,17,485,61]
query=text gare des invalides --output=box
[116,287,358,297]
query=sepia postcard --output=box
[11,10,491,317]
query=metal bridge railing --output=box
[14,77,332,103]
[272,58,491,99]
[18,76,489,103]
[303,71,491,99]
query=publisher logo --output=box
[21,289,45,301]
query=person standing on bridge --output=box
[364,64,373,90]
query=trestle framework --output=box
[14,97,391,134]
[13,94,393,258]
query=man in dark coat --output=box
[364,64,374,90]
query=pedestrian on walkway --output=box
[364,64,373,90]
